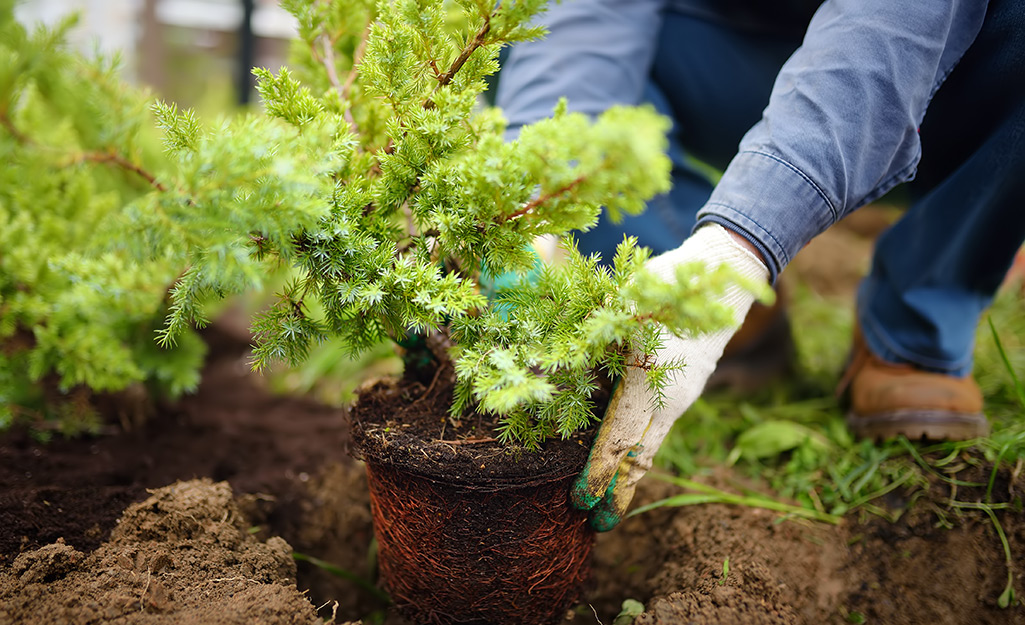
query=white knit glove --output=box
[570,224,770,530]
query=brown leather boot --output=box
[838,327,989,441]
[707,285,796,393]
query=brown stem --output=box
[341,19,372,101]
[423,15,493,109]
[502,175,587,223]
[0,110,32,145]
[428,58,443,81]
[77,151,167,191]
[3,108,165,191]
[396,228,440,255]
[438,17,492,87]
[313,29,365,137]
[316,34,345,96]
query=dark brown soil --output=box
[0,324,383,621]
[350,368,596,481]
[1,479,319,624]
[1,318,1023,625]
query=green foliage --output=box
[140,0,745,448]
[0,7,205,430]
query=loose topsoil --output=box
[2,315,1023,624]
[349,368,595,483]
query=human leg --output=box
[848,0,1025,439]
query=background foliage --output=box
[0,3,205,434]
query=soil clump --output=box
[0,479,319,624]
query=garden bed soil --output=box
[2,315,1023,624]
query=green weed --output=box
[612,599,645,625]
[291,552,391,605]
[630,473,841,524]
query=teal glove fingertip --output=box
[571,462,611,510]
[588,488,623,532]
[583,448,638,531]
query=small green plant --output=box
[140,0,750,448]
[612,599,645,625]
[0,5,206,432]
[844,609,866,624]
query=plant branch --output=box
[3,107,166,192]
[311,26,366,137]
[396,229,440,255]
[438,17,491,87]
[340,18,372,105]
[74,151,167,192]
[315,34,344,97]
[423,13,493,109]
[502,175,587,223]
[0,110,32,145]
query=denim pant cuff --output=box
[856,296,975,378]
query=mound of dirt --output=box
[0,324,378,620]
[0,479,319,624]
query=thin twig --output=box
[0,110,32,145]
[396,228,440,255]
[341,18,372,103]
[313,31,362,136]
[437,17,491,88]
[503,176,587,223]
[6,105,165,194]
[428,58,443,81]
[423,14,493,109]
[138,569,152,612]
[75,151,168,191]
[411,361,445,410]
[317,34,344,95]
[433,437,498,445]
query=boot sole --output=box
[846,410,990,442]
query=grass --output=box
[649,276,1025,547]
[629,472,842,524]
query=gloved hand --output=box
[571,223,770,531]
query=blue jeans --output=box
[576,3,1025,376]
